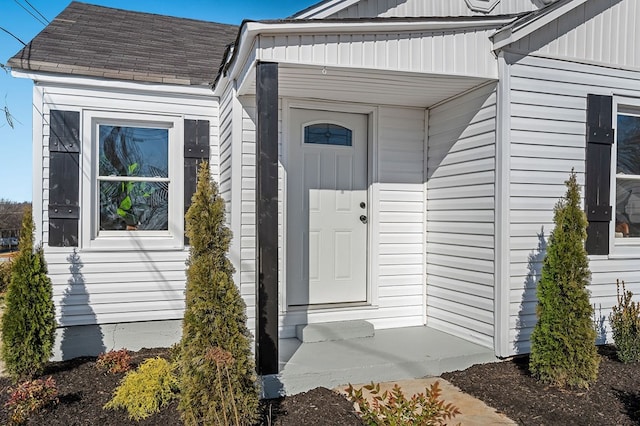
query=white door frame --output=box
[281,98,380,313]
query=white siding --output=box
[219,86,234,225]
[257,29,499,79]
[329,0,540,18]
[37,81,218,327]
[510,0,640,72]
[426,83,497,349]
[507,54,640,355]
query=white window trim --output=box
[610,96,640,256]
[81,110,184,251]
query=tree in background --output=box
[0,199,30,237]
[177,162,258,425]
[1,206,56,380]
[529,171,599,388]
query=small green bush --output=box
[1,206,56,381]
[178,162,258,426]
[96,349,132,374]
[529,171,599,388]
[610,280,640,363]
[104,357,178,421]
[5,376,58,424]
[346,381,460,426]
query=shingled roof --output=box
[7,2,239,86]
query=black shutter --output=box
[48,110,80,247]
[184,119,210,245]
[585,94,614,255]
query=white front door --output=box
[287,108,368,306]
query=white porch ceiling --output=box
[241,63,494,108]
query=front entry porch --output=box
[262,325,497,398]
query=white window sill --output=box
[84,234,185,251]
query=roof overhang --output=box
[491,0,587,51]
[11,70,216,98]
[214,15,518,97]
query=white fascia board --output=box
[11,70,216,99]
[215,17,517,96]
[492,0,588,51]
[293,0,360,19]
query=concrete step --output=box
[295,320,374,343]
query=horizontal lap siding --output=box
[426,83,497,349]
[39,83,217,327]
[329,0,538,18]
[375,106,426,327]
[508,55,640,354]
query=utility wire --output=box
[23,0,49,24]
[12,0,47,27]
[0,26,26,46]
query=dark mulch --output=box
[0,348,363,426]
[443,345,640,426]
[1,345,639,425]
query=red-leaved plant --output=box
[346,380,460,426]
[96,349,132,374]
[5,376,58,424]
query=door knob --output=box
[360,215,367,224]
[360,202,366,209]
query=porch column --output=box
[255,61,279,375]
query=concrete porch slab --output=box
[262,325,498,398]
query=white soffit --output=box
[241,64,493,108]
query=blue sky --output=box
[0,0,318,202]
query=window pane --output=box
[99,126,168,177]
[304,123,352,146]
[617,114,640,175]
[99,181,168,231]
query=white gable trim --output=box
[491,0,587,51]
[214,17,517,97]
[292,0,360,19]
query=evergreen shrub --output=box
[104,357,178,421]
[0,257,13,293]
[177,162,258,426]
[529,171,600,388]
[609,280,640,363]
[1,206,56,381]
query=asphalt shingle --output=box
[7,2,239,86]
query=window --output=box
[98,125,169,231]
[82,112,183,250]
[304,123,352,146]
[615,111,640,239]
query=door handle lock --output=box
[360,215,367,224]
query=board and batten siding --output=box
[426,83,497,349]
[257,30,499,79]
[327,0,541,19]
[506,54,640,354]
[36,82,218,328]
[508,0,640,73]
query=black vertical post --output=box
[255,61,279,375]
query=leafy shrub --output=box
[5,376,58,424]
[96,349,132,374]
[0,257,13,293]
[529,171,599,388]
[104,357,178,421]
[178,162,258,426]
[345,380,460,426]
[1,206,56,381]
[610,280,640,363]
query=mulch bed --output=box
[0,345,638,425]
[443,345,640,426]
[0,348,363,426]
